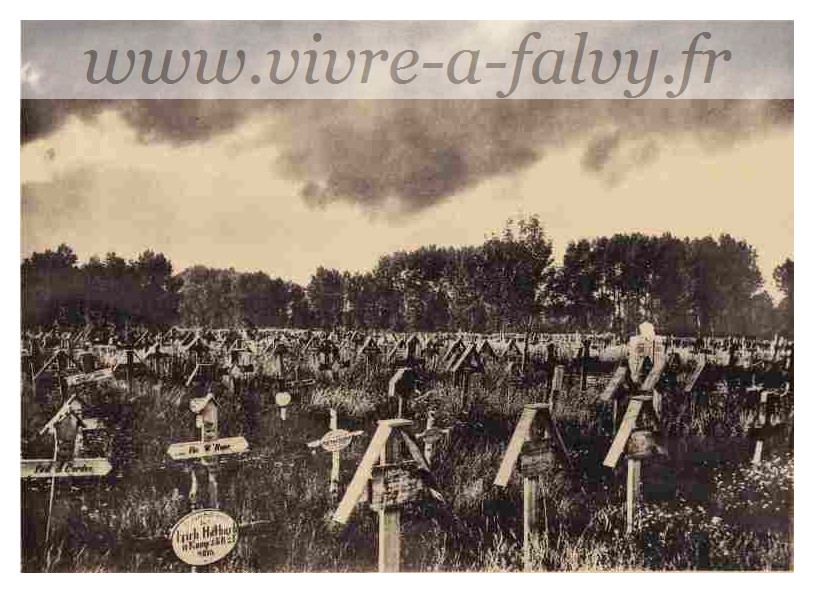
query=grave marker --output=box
[306,409,364,498]
[494,403,571,571]
[166,394,249,572]
[275,391,292,421]
[170,509,239,567]
[602,394,663,534]
[332,418,442,572]
[22,395,113,546]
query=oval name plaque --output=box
[320,429,354,452]
[170,509,238,566]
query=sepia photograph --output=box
[18,18,794,573]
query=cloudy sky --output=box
[20,99,792,296]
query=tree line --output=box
[20,216,793,337]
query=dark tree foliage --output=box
[773,258,794,336]
[178,266,309,329]
[21,245,179,329]
[20,217,789,337]
[547,233,775,337]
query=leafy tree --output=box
[307,267,343,329]
[773,258,794,335]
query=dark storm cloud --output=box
[20,99,793,213]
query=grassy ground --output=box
[20,363,793,572]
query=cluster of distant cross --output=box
[21,324,793,398]
[21,323,793,572]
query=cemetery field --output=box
[20,365,793,573]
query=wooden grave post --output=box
[275,391,292,421]
[751,389,779,465]
[415,409,452,465]
[21,395,113,549]
[56,350,67,401]
[378,426,402,572]
[332,419,443,573]
[388,367,417,418]
[167,394,249,572]
[167,395,250,509]
[685,354,707,414]
[494,403,571,571]
[602,393,663,535]
[306,408,364,499]
[548,365,565,408]
[580,338,591,391]
[329,409,340,496]
[125,345,134,397]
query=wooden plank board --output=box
[684,355,706,393]
[550,365,565,394]
[600,366,627,402]
[21,458,112,478]
[166,436,248,460]
[39,394,83,435]
[603,398,643,468]
[185,364,200,387]
[640,356,667,392]
[332,419,412,525]
[494,405,544,487]
[65,368,114,387]
[33,351,61,381]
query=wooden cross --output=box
[388,367,418,418]
[415,409,452,464]
[602,394,663,534]
[306,408,364,498]
[166,395,249,508]
[166,394,249,572]
[494,403,571,571]
[22,394,112,549]
[332,419,442,572]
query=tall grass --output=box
[21,364,793,572]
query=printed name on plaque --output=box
[166,436,249,460]
[518,442,557,478]
[369,461,424,512]
[170,509,239,566]
[319,429,363,453]
[21,458,112,478]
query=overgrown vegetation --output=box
[21,366,793,572]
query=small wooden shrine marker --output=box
[306,408,364,498]
[165,394,248,572]
[600,325,667,430]
[167,395,249,510]
[388,367,417,417]
[415,409,451,464]
[603,394,663,534]
[332,418,442,572]
[22,394,112,546]
[494,402,571,571]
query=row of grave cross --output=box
[21,322,791,573]
[23,323,793,409]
